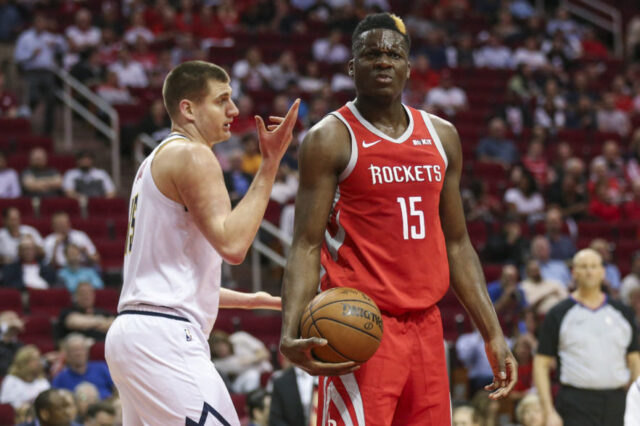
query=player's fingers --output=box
[268,116,285,123]
[280,99,300,132]
[484,381,499,392]
[295,337,328,349]
[254,115,266,133]
[505,357,518,392]
[267,125,278,131]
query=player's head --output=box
[246,388,270,424]
[34,389,77,426]
[84,402,116,426]
[571,248,605,290]
[349,13,411,101]
[162,61,238,143]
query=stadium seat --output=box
[21,216,51,236]
[73,217,109,239]
[94,288,120,314]
[230,393,247,420]
[577,221,615,240]
[16,135,54,153]
[88,198,128,217]
[0,403,15,426]
[39,197,81,217]
[94,239,125,270]
[0,197,33,217]
[90,341,105,361]
[27,288,72,318]
[0,288,23,314]
[482,264,503,282]
[21,315,55,354]
[0,117,30,136]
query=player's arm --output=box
[533,354,563,426]
[219,288,281,310]
[279,117,359,376]
[166,100,300,265]
[434,115,517,400]
[628,352,640,383]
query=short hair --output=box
[34,389,56,419]
[246,388,269,419]
[86,402,116,419]
[352,13,411,53]
[75,150,93,160]
[515,393,542,422]
[162,60,229,120]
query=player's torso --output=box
[119,133,222,334]
[321,102,450,315]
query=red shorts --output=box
[317,305,451,426]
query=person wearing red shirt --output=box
[589,181,621,221]
[623,180,640,221]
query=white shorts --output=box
[625,380,640,426]
[105,307,240,426]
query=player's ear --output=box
[348,59,354,77]
[179,99,195,122]
[406,59,411,79]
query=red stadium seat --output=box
[16,135,54,153]
[88,198,128,217]
[39,197,81,217]
[0,118,30,136]
[240,314,282,336]
[73,217,109,239]
[21,315,55,353]
[27,288,72,318]
[577,221,615,240]
[0,197,33,217]
[94,288,120,314]
[0,288,23,314]
[482,264,503,282]
[21,216,51,236]
[230,393,247,420]
[0,403,15,426]
[90,341,105,361]
[94,239,125,270]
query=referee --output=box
[534,248,640,426]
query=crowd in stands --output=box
[0,0,640,424]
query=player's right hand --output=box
[255,98,300,163]
[545,410,563,426]
[280,336,360,377]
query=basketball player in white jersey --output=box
[105,61,300,426]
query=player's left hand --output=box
[484,337,518,400]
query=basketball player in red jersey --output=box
[279,13,517,425]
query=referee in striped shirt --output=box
[534,248,640,426]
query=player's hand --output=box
[254,98,300,163]
[250,291,281,310]
[280,336,360,377]
[484,337,518,400]
[545,409,563,426]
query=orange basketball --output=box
[299,287,383,363]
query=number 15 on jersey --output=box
[397,196,425,240]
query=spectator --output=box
[246,388,270,426]
[58,282,114,341]
[495,89,532,136]
[566,70,598,105]
[486,264,526,333]
[504,166,545,223]
[312,29,350,64]
[622,252,640,307]
[270,51,299,92]
[476,117,518,167]
[69,48,104,87]
[232,47,271,92]
[597,92,631,137]
[73,382,99,424]
[2,236,56,290]
[534,98,565,133]
[108,47,148,89]
[0,0,22,42]
[544,32,576,72]
[63,152,116,200]
[194,4,230,47]
[424,70,468,116]
[0,310,24,376]
[408,54,440,95]
[547,7,580,39]
[52,333,114,399]
[521,259,568,316]
[522,139,548,186]
[44,212,99,268]
[511,334,537,400]
[269,365,314,426]
[589,238,622,292]
[14,13,67,134]
[57,245,104,292]
[474,33,512,69]
[456,328,495,396]
[298,62,327,94]
[447,33,475,69]
[96,27,122,68]
[588,156,623,205]
[595,139,625,182]
[0,71,18,118]
[530,235,572,287]
[210,330,273,394]
[581,27,609,59]
[223,150,252,207]
[508,64,538,102]
[513,36,548,71]
[483,217,529,267]
[623,180,640,221]
[96,70,135,105]
[241,133,262,175]
[461,179,502,223]
[534,249,640,426]
[509,0,535,20]
[124,10,154,46]
[84,402,116,426]
[544,207,576,261]
[65,8,101,67]
[270,165,298,204]
[589,181,621,222]
[452,405,481,426]
[0,207,44,264]
[20,388,80,426]
[565,95,597,129]
[515,393,544,426]
[626,128,640,183]
[21,147,63,198]
[170,33,201,66]
[0,345,50,408]
[0,151,20,198]
[130,37,158,76]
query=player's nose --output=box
[228,99,240,117]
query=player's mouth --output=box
[374,73,393,84]
[223,121,232,130]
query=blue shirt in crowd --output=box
[58,266,104,292]
[52,361,113,399]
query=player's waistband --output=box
[118,303,190,323]
[380,304,438,322]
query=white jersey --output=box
[118,132,222,335]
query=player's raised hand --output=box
[484,338,518,400]
[255,98,300,163]
[280,336,360,377]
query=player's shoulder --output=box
[155,139,216,168]
[304,113,350,145]
[545,297,577,323]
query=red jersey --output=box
[320,101,450,316]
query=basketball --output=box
[299,287,383,363]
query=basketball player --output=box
[105,61,300,425]
[280,14,517,425]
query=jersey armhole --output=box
[420,111,449,170]
[330,111,358,182]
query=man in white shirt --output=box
[312,29,351,64]
[0,151,20,198]
[108,47,148,88]
[597,92,631,137]
[474,34,513,69]
[63,152,116,200]
[513,36,549,70]
[65,9,101,59]
[424,70,468,116]
[0,207,43,264]
[44,211,99,267]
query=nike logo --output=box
[362,139,382,148]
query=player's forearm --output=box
[448,239,503,341]
[218,162,279,264]
[281,243,322,340]
[219,289,281,310]
[533,355,556,414]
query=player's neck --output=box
[353,96,406,128]
[170,124,214,148]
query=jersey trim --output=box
[147,134,190,210]
[330,111,359,182]
[118,310,190,322]
[420,111,448,170]
[346,101,414,144]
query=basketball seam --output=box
[309,312,357,363]
[312,317,382,342]
[310,299,380,316]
